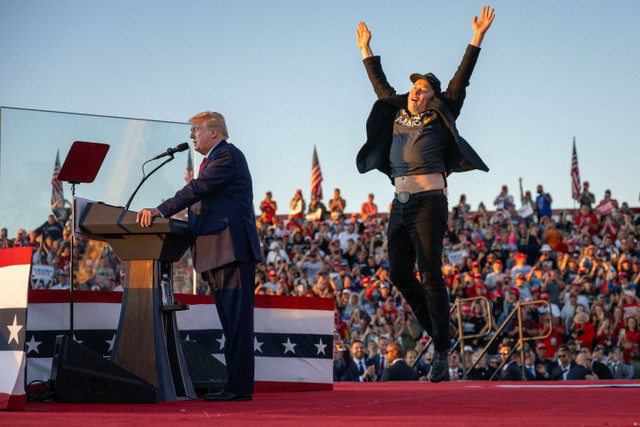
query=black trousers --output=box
[204,260,256,394]
[387,192,450,353]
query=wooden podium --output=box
[76,199,196,401]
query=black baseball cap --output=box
[410,73,441,94]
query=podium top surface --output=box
[77,200,190,238]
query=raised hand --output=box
[471,6,496,47]
[357,21,373,59]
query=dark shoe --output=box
[203,391,253,402]
[428,351,450,383]
[202,389,224,399]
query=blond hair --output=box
[189,111,229,139]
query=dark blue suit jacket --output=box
[335,353,375,382]
[157,140,262,273]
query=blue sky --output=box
[1,0,639,228]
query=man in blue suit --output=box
[137,111,262,401]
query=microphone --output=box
[151,142,190,160]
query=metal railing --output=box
[413,296,493,377]
[474,300,552,381]
[412,298,553,382]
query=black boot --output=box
[428,351,450,383]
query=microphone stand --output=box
[125,155,176,211]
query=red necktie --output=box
[198,158,206,176]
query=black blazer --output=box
[500,361,523,381]
[566,365,594,380]
[380,360,419,381]
[357,44,489,182]
[157,140,262,273]
[550,361,577,380]
[592,361,613,380]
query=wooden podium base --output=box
[111,260,195,401]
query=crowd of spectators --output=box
[2,180,640,382]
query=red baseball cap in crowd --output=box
[462,304,471,313]
[268,270,276,277]
[490,289,504,299]
[515,253,527,260]
[472,261,480,268]
[473,273,483,279]
[540,292,550,300]
[510,287,520,299]
[362,277,371,285]
[476,241,486,249]
[531,286,540,293]
[536,342,546,350]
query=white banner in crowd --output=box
[448,250,469,266]
[0,247,32,411]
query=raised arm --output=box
[470,6,495,47]
[442,6,495,118]
[357,21,396,99]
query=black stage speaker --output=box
[50,335,156,403]
[181,340,228,391]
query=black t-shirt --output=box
[389,109,448,178]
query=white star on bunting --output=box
[106,334,116,352]
[254,337,264,353]
[315,338,327,355]
[26,335,42,354]
[7,315,23,345]
[217,334,226,350]
[282,337,297,355]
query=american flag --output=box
[185,151,194,184]
[571,137,580,200]
[51,150,64,205]
[311,146,323,200]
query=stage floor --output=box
[4,381,640,426]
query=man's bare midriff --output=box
[394,173,445,193]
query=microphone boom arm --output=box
[124,155,176,211]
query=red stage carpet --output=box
[3,381,640,426]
